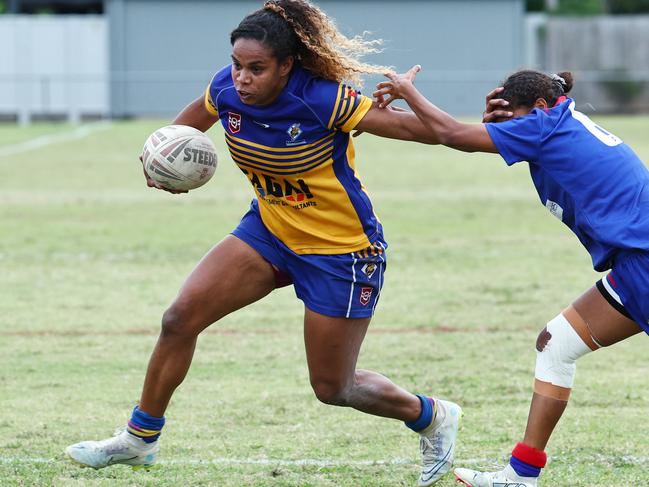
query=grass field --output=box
[2,116,649,486]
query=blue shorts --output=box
[232,201,387,318]
[605,251,649,334]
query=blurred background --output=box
[1,0,649,123]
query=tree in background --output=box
[528,0,649,13]
[526,0,604,13]
[599,68,647,113]
[527,0,546,11]
[607,0,649,13]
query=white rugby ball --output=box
[142,124,218,191]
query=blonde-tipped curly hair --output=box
[230,0,391,87]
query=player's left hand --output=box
[373,64,421,108]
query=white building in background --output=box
[0,15,108,123]
[1,0,528,122]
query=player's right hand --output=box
[482,87,513,123]
[139,154,188,194]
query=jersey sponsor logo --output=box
[228,112,242,134]
[359,287,373,306]
[285,192,308,202]
[361,262,377,279]
[545,199,564,221]
[239,168,316,209]
[253,120,270,128]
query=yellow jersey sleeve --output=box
[321,84,372,133]
[338,95,372,133]
[204,85,218,116]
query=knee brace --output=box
[534,307,599,400]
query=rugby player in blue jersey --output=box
[65,2,462,485]
[376,66,649,486]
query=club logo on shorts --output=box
[228,112,242,134]
[359,287,373,306]
[361,263,377,279]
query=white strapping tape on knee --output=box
[534,313,593,389]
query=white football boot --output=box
[65,429,159,470]
[454,464,538,487]
[417,399,463,486]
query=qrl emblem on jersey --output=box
[287,123,302,141]
[228,112,242,134]
[359,287,373,306]
[361,263,377,279]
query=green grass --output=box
[1,117,649,486]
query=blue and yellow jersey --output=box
[205,63,382,255]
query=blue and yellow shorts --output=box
[232,202,387,318]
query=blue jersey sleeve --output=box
[204,65,234,116]
[299,77,372,132]
[485,110,544,165]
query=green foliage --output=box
[556,0,605,14]
[1,120,649,485]
[608,0,649,13]
[599,68,647,112]
[526,0,545,11]
[0,1,5,14]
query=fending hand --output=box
[482,86,513,123]
[373,64,422,108]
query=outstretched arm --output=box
[353,103,442,144]
[374,66,499,153]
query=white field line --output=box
[2,455,649,467]
[0,121,112,159]
[0,456,445,467]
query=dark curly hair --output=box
[230,0,390,86]
[501,70,574,108]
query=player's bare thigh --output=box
[572,286,642,346]
[164,235,277,335]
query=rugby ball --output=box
[142,125,218,191]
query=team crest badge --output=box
[359,287,373,306]
[361,263,377,279]
[287,123,302,141]
[228,112,242,134]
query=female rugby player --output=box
[65,2,461,485]
[375,66,649,486]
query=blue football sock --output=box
[405,394,435,432]
[127,406,165,443]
